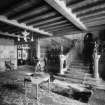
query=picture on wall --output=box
[18,50,22,59]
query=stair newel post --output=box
[93,41,101,81]
[59,45,67,74]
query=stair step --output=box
[57,73,92,81]
[65,73,88,78]
[54,73,96,84]
[70,65,89,69]
[54,75,83,84]
[70,62,89,66]
[64,72,92,77]
[68,67,89,71]
[70,61,89,65]
[65,69,89,74]
[67,68,89,72]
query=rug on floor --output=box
[0,83,88,105]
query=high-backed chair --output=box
[5,60,14,71]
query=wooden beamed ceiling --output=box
[0,0,105,38]
[28,16,64,26]
[0,0,81,37]
[65,0,105,31]
[43,25,73,31]
[21,12,59,24]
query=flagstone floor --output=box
[0,65,105,105]
[0,83,88,105]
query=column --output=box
[94,51,100,80]
[36,38,40,59]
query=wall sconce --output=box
[18,35,20,41]
[31,35,34,42]
[31,32,34,42]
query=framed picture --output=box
[18,45,22,49]
[18,50,22,59]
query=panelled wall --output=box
[0,37,17,71]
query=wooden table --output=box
[25,72,50,100]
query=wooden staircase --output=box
[54,59,97,87]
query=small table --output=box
[25,72,50,100]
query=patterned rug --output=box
[0,83,88,105]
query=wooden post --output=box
[36,84,38,100]
[94,51,100,79]
[48,77,50,93]
[36,38,40,59]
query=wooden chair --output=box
[5,60,14,71]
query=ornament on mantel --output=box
[22,30,30,42]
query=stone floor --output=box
[0,83,88,105]
[0,65,105,105]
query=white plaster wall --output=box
[0,38,17,71]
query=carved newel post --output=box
[59,46,67,74]
[60,54,64,74]
[93,42,101,80]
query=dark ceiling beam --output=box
[53,30,81,36]
[46,27,74,33]
[82,16,105,23]
[88,24,105,31]
[77,7,105,18]
[80,11,105,22]
[44,0,87,31]
[53,28,78,33]
[20,11,57,23]
[27,16,63,26]
[70,0,96,9]
[40,23,71,30]
[80,12,105,21]
[0,15,52,36]
[66,0,83,6]
[43,24,73,31]
[3,0,31,16]
[85,19,105,27]
[46,26,71,32]
[72,0,105,13]
[76,2,105,17]
[12,5,49,20]
[35,20,68,28]
[27,16,64,26]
